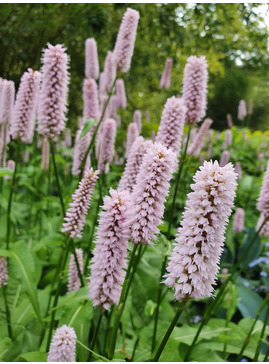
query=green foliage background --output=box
[1,3,269,131]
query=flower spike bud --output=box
[97,118,116,173]
[233,208,244,233]
[103,51,116,93]
[188,118,213,157]
[1,80,15,125]
[47,325,76,362]
[257,161,269,218]
[220,150,230,167]
[160,58,173,89]
[0,257,8,287]
[67,248,84,294]
[83,78,99,123]
[85,38,99,80]
[125,122,139,158]
[238,99,247,120]
[116,79,127,109]
[133,110,142,134]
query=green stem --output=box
[184,219,267,361]
[237,292,269,361]
[253,299,269,361]
[87,309,104,360]
[46,237,71,351]
[152,301,187,362]
[76,339,109,362]
[79,77,117,180]
[6,142,20,250]
[263,344,269,362]
[70,239,84,287]
[50,142,65,216]
[167,125,192,237]
[3,285,13,339]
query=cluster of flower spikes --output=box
[113,7,140,73]
[62,168,99,238]
[127,142,177,245]
[38,44,69,140]
[89,189,131,310]
[163,160,237,300]
[156,96,186,157]
[47,325,76,362]
[11,68,41,144]
[182,55,208,125]
[118,136,153,193]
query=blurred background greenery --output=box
[1,3,269,131]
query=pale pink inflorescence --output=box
[160,58,173,89]
[227,113,233,128]
[235,161,242,179]
[257,161,269,218]
[0,123,10,167]
[233,208,245,233]
[113,8,140,73]
[89,189,131,310]
[62,168,99,238]
[256,213,269,237]
[127,142,177,245]
[116,78,127,109]
[156,96,186,157]
[72,126,91,176]
[222,129,232,149]
[182,55,208,125]
[164,161,237,300]
[67,248,84,294]
[188,118,213,157]
[0,257,8,287]
[118,136,153,193]
[108,95,118,119]
[238,99,247,120]
[47,325,76,362]
[11,69,41,143]
[83,78,99,123]
[85,38,99,80]
[97,118,116,173]
[103,51,116,93]
[1,80,15,125]
[125,122,139,158]
[220,150,230,167]
[133,110,142,134]
[38,44,69,140]
[41,138,50,170]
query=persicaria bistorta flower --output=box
[133,110,142,134]
[116,78,127,109]
[188,118,213,157]
[38,44,69,140]
[220,150,230,167]
[227,113,233,128]
[257,161,269,218]
[67,248,84,294]
[182,55,208,124]
[233,208,244,233]
[160,58,173,89]
[89,189,131,310]
[11,69,41,143]
[72,126,91,176]
[127,142,177,245]
[97,118,116,173]
[163,160,237,300]
[156,96,186,157]
[125,122,139,158]
[222,129,232,149]
[118,136,153,193]
[103,51,116,93]
[235,161,242,179]
[256,213,269,238]
[47,325,76,362]
[113,8,140,73]
[238,99,247,121]
[62,168,99,238]
[1,80,15,125]
[85,38,99,80]
[83,78,99,123]
[0,257,8,287]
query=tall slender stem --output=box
[152,301,187,362]
[79,77,117,180]
[6,142,20,250]
[3,285,13,339]
[87,308,104,360]
[184,219,267,360]
[50,142,65,216]
[167,125,192,237]
[253,300,269,361]
[70,239,84,287]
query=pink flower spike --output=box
[11,69,41,144]
[113,8,140,73]
[89,189,131,310]
[257,161,269,218]
[85,38,99,80]
[116,79,127,109]
[62,168,99,238]
[133,110,142,134]
[238,99,247,120]
[103,51,116,93]
[233,208,244,234]
[0,257,8,287]
[127,142,177,245]
[188,118,213,157]
[160,58,173,89]
[182,55,208,125]
[72,126,91,176]
[164,160,237,301]
[67,248,84,294]
[235,161,242,179]
[97,118,116,174]
[220,150,230,167]
[125,122,139,158]
[38,44,69,140]
[47,325,76,362]
[227,113,233,128]
[83,78,99,123]
[1,80,15,125]
[156,96,186,156]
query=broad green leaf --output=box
[0,168,13,177]
[172,324,230,345]
[236,283,267,319]
[20,351,47,362]
[188,342,226,362]
[79,118,96,139]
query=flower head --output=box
[103,51,116,93]
[233,208,245,233]
[85,38,99,80]
[89,189,131,310]
[62,168,99,238]
[133,110,142,134]
[127,142,177,245]
[38,44,69,140]
[67,248,84,294]
[188,118,213,157]
[220,150,230,167]
[227,113,233,128]
[11,69,41,143]
[83,78,99,123]
[235,161,242,179]
[222,129,232,149]
[47,325,76,362]
[113,8,140,73]
[97,118,116,173]
[1,80,15,125]
[257,161,269,218]
[238,100,247,120]
[116,79,127,109]
[182,56,208,124]
[125,122,139,158]
[164,160,237,300]
[160,58,173,89]
[72,125,92,176]
[0,257,8,287]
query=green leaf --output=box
[236,283,267,319]
[79,118,96,139]
[20,351,47,362]
[0,168,13,177]
[0,249,11,257]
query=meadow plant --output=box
[1,80,15,125]
[47,325,77,362]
